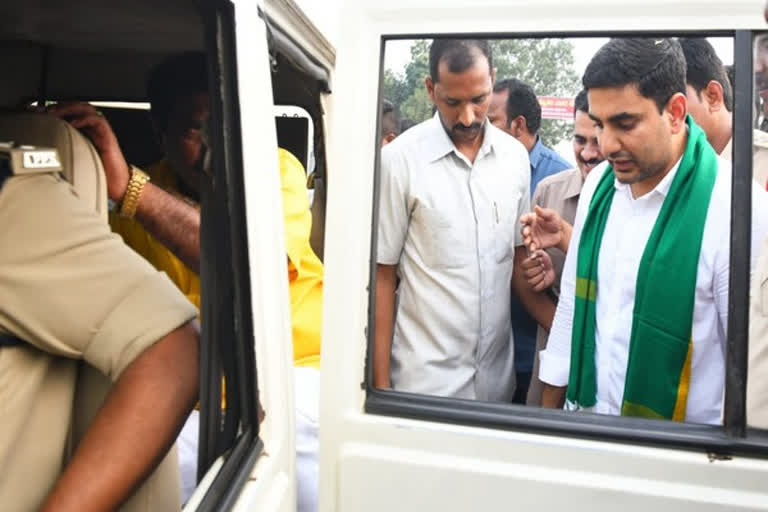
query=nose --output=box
[458,104,475,127]
[581,140,601,162]
[599,128,621,157]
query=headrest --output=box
[0,112,108,221]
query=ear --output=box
[703,80,725,112]
[491,66,497,87]
[666,92,688,134]
[425,75,436,104]
[512,115,527,135]
[382,133,396,146]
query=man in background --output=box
[521,89,604,406]
[488,77,570,402]
[381,99,401,146]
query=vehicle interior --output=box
[0,0,331,508]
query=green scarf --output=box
[566,115,717,421]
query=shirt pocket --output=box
[412,205,468,269]
[494,193,519,263]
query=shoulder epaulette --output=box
[0,142,62,191]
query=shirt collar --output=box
[528,136,544,168]
[563,169,586,199]
[614,155,682,199]
[425,112,495,164]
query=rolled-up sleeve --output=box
[377,146,410,265]
[0,174,197,380]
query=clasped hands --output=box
[519,206,564,292]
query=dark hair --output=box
[400,118,417,133]
[429,39,492,83]
[582,38,686,113]
[493,78,541,134]
[147,52,208,131]
[724,64,735,91]
[574,89,589,116]
[381,99,401,136]
[680,38,733,112]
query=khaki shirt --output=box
[526,168,583,406]
[748,236,768,429]
[720,130,768,188]
[0,172,197,510]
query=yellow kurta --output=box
[110,149,323,367]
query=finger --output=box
[533,278,548,292]
[535,205,556,221]
[47,102,99,118]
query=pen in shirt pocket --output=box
[494,201,499,224]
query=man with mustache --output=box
[518,90,605,406]
[538,38,768,423]
[487,78,571,403]
[374,39,555,401]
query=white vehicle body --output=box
[316,1,768,511]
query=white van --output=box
[2,0,767,510]
[319,1,768,511]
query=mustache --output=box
[578,155,603,166]
[608,151,633,161]
[452,122,482,133]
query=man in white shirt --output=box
[539,38,768,424]
[374,39,555,401]
[681,37,768,188]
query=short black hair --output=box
[400,118,417,133]
[429,39,492,83]
[582,38,686,113]
[574,89,589,116]
[381,99,401,136]
[493,78,541,134]
[147,52,208,131]
[680,38,733,112]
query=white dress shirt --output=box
[539,156,768,424]
[377,113,530,401]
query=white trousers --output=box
[177,367,320,511]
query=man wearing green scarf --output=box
[538,38,768,424]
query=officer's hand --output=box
[48,102,131,203]
[520,205,563,252]
[521,249,555,292]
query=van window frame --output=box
[365,29,768,458]
[196,0,264,509]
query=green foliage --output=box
[383,38,580,146]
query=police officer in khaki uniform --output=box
[0,114,199,511]
[746,3,768,430]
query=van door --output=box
[185,1,296,510]
[320,2,768,511]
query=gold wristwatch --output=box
[119,165,150,219]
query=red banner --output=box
[538,96,574,121]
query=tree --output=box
[382,38,580,146]
[490,39,580,146]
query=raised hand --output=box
[520,205,563,252]
[48,102,131,203]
